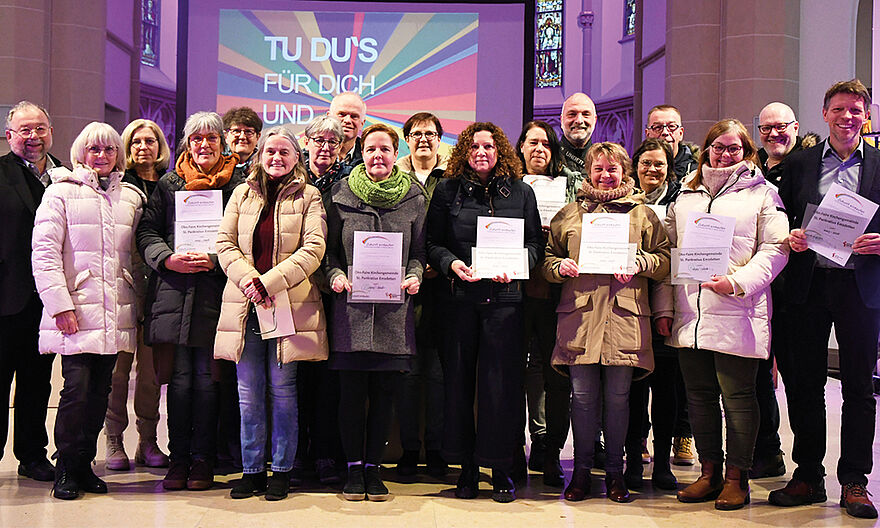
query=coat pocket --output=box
[73,269,91,290]
[612,295,651,352]
[556,297,592,353]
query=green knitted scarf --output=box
[347,163,412,208]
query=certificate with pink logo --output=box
[472,216,529,279]
[349,231,404,303]
[672,212,735,283]
[577,213,634,274]
[803,182,878,266]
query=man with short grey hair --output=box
[0,101,61,482]
[558,93,596,172]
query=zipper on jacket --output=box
[690,169,746,349]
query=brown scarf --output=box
[175,150,239,190]
[579,175,636,204]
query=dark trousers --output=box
[396,343,444,453]
[777,269,880,486]
[441,300,525,470]
[522,297,570,451]
[167,346,219,463]
[626,354,683,461]
[338,370,401,465]
[678,348,760,469]
[297,361,344,463]
[0,295,55,464]
[54,353,117,465]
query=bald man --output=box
[559,93,597,172]
[757,102,818,186]
[328,92,367,176]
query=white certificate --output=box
[174,190,224,253]
[577,213,631,274]
[255,294,296,339]
[175,220,223,253]
[803,182,879,266]
[476,216,524,248]
[471,247,530,279]
[671,247,731,284]
[681,211,736,248]
[523,175,567,226]
[349,231,404,303]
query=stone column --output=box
[578,0,594,94]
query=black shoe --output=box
[365,465,390,501]
[491,468,516,503]
[230,471,267,499]
[78,463,108,494]
[594,440,606,470]
[425,450,448,478]
[343,464,366,501]
[455,464,480,499]
[624,459,644,490]
[749,452,786,479]
[396,450,419,477]
[543,449,564,487]
[53,468,80,500]
[18,458,55,482]
[528,436,546,472]
[266,471,290,501]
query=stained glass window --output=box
[141,0,159,67]
[536,0,563,88]
[624,0,636,37]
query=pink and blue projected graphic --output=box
[217,10,479,149]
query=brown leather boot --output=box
[677,459,723,503]
[715,465,750,510]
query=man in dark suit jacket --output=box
[772,80,880,519]
[0,101,61,482]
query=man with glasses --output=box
[757,102,819,186]
[558,93,597,172]
[222,107,263,172]
[0,101,61,482]
[773,79,880,519]
[645,105,697,181]
[328,92,367,176]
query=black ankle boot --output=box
[343,464,366,501]
[491,468,516,503]
[230,471,267,499]
[266,471,290,501]
[365,465,390,501]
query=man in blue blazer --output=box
[0,101,61,482]
[773,79,880,519]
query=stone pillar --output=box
[578,0,594,94]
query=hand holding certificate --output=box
[348,231,405,303]
[802,182,879,266]
[671,212,735,284]
[471,216,530,279]
[174,190,224,253]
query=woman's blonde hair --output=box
[121,119,171,172]
[70,122,125,173]
[585,142,632,177]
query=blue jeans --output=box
[237,310,298,473]
[569,364,633,474]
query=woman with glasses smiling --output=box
[31,122,146,499]
[303,115,346,196]
[653,118,789,510]
[136,111,245,492]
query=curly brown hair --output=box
[445,122,522,180]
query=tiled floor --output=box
[2,372,879,527]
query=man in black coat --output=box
[558,93,596,173]
[772,79,880,520]
[0,101,61,482]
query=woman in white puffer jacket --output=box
[32,122,145,500]
[653,119,789,511]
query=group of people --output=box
[1,78,878,520]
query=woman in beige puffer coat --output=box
[653,119,789,511]
[214,125,327,501]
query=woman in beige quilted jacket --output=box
[215,125,328,501]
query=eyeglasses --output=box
[309,136,341,148]
[226,128,256,139]
[648,123,681,133]
[9,125,50,138]
[86,145,117,156]
[189,134,221,145]
[709,143,743,155]
[408,131,438,141]
[757,121,795,134]
[639,160,667,170]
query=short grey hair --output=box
[256,125,304,163]
[303,115,344,141]
[178,111,225,153]
[6,101,52,129]
[70,122,126,173]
